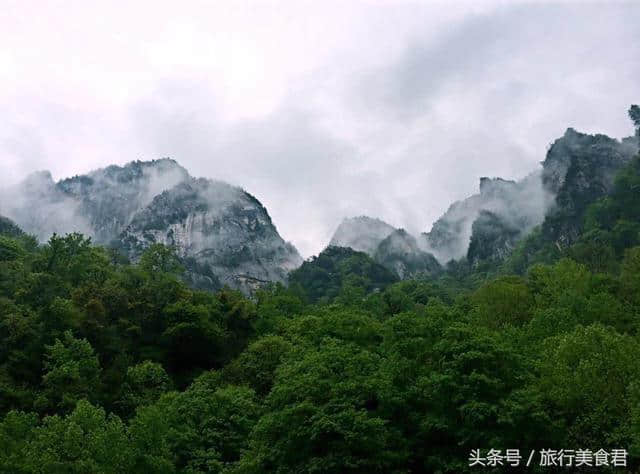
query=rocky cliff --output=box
[541,129,638,247]
[423,172,553,264]
[0,159,302,293]
[118,177,301,293]
[327,128,639,271]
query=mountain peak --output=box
[2,160,301,293]
[330,216,396,255]
[375,228,441,279]
[479,177,517,196]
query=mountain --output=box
[0,159,302,293]
[540,128,638,247]
[330,216,396,254]
[3,125,638,293]
[288,246,398,303]
[56,159,190,244]
[328,217,441,279]
[328,127,639,272]
[0,215,24,237]
[328,171,550,276]
[374,229,441,279]
[118,177,302,293]
[423,172,553,264]
[466,210,521,266]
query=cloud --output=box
[1,1,639,257]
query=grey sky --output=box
[1,0,639,257]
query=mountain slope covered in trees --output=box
[1,107,640,472]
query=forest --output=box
[1,152,640,473]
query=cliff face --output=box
[1,159,302,293]
[541,129,638,247]
[426,130,639,266]
[374,229,441,279]
[327,128,639,271]
[119,178,302,293]
[424,172,553,263]
[57,159,190,244]
[466,210,521,266]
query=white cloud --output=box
[0,1,639,257]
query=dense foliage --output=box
[288,246,398,304]
[1,154,640,472]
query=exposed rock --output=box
[58,159,190,244]
[1,159,302,293]
[423,171,552,263]
[374,229,441,279]
[320,129,638,272]
[541,128,637,194]
[541,129,638,247]
[467,210,521,266]
[119,178,302,293]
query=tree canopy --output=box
[1,148,640,472]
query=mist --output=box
[1,1,639,257]
[422,171,555,263]
[330,216,397,255]
[0,159,191,243]
[0,171,93,240]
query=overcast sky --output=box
[1,0,639,257]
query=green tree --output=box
[239,339,406,473]
[130,382,260,473]
[534,324,640,447]
[0,236,25,262]
[39,331,101,413]
[471,276,534,328]
[621,246,640,307]
[140,244,184,276]
[223,335,293,396]
[29,401,133,473]
[629,104,640,136]
[119,361,171,415]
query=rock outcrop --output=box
[466,210,521,266]
[327,128,638,271]
[0,159,302,293]
[541,129,638,247]
[423,171,552,264]
[374,229,441,279]
[118,177,302,293]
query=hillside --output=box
[0,159,302,293]
[1,129,640,471]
